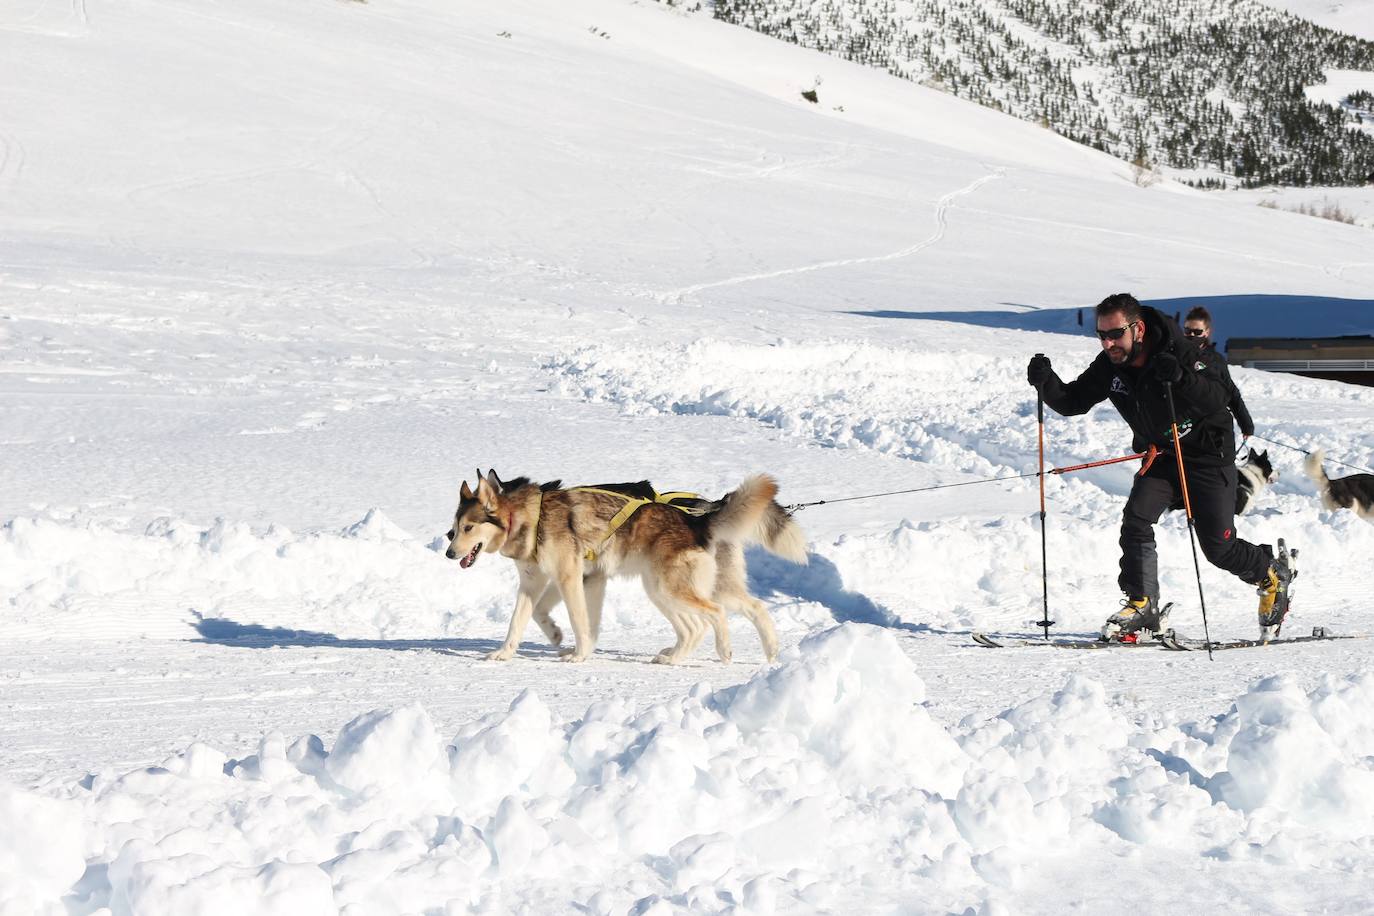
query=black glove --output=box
[1153,352,1182,385]
[1027,354,1053,388]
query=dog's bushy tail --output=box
[1304,448,1330,488]
[708,474,809,564]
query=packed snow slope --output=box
[4,1,1374,913]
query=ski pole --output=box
[1164,381,1215,661]
[1036,361,1053,639]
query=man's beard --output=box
[1106,337,1136,365]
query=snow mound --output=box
[1211,672,1374,839]
[24,625,1374,912]
[0,781,85,916]
[325,702,444,797]
[340,508,411,542]
[722,625,967,794]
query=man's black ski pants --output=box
[1118,460,1272,599]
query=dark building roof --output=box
[1227,335,1374,351]
[1226,336,1374,386]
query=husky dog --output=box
[1305,448,1374,523]
[445,471,807,664]
[514,537,774,664]
[1235,447,1277,515]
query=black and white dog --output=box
[1235,447,1277,515]
[1305,448,1374,523]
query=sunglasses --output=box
[1095,323,1135,341]
[1183,327,1207,337]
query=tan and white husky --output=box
[445,472,807,664]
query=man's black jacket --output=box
[1037,306,1237,467]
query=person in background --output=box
[1183,306,1253,443]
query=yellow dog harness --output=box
[570,487,708,562]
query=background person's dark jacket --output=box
[1037,307,1237,467]
[1201,342,1254,438]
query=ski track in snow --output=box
[658,169,1005,304]
[0,0,89,37]
[0,133,25,192]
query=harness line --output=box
[784,448,1161,513]
[1247,433,1374,476]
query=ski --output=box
[1159,626,1364,652]
[971,631,1170,650]
[973,601,1178,649]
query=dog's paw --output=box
[715,649,733,664]
[548,625,564,647]
[653,649,680,665]
[485,647,515,662]
[558,651,589,663]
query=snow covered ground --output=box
[4,0,1374,912]
[1304,68,1374,117]
[1261,0,1374,40]
[1220,185,1374,229]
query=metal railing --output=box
[1244,359,1374,372]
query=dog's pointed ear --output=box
[475,475,497,505]
[460,480,474,501]
[486,469,503,490]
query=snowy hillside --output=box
[1263,0,1374,40]
[674,0,1374,186]
[4,0,1374,913]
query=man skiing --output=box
[1183,305,1254,442]
[1026,294,1294,641]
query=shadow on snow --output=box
[747,548,934,636]
[191,614,548,658]
[845,294,1374,351]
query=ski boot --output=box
[1101,595,1171,642]
[1256,538,1298,643]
